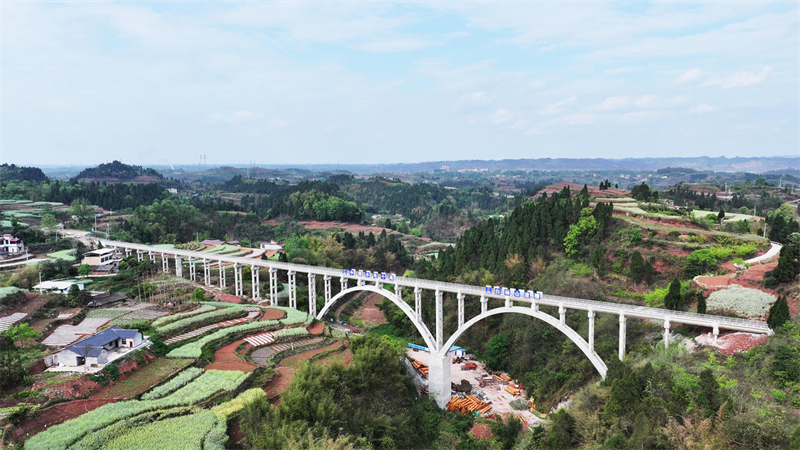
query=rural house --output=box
[45,327,146,370]
[0,234,25,255]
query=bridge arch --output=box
[316,285,437,352]
[437,306,608,379]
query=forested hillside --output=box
[71,160,163,182]
[0,164,47,182]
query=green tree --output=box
[664,278,683,310]
[629,251,645,283]
[563,208,598,257]
[717,208,725,223]
[643,260,655,285]
[78,264,92,276]
[41,213,58,231]
[767,296,790,330]
[0,323,40,390]
[685,249,717,277]
[484,333,509,371]
[70,198,93,224]
[191,288,206,303]
[696,368,721,416]
[697,295,707,314]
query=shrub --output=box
[707,286,776,317]
[274,327,309,339]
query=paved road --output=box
[745,241,782,265]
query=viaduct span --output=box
[101,240,773,407]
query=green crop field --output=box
[46,249,76,261]
[97,359,194,400]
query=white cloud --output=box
[355,38,439,52]
[592,96,630,111]
[563,113,600,125]
[490,109,513,124]
[540,95,576,115]
[211,111,263,123]
[705,66,772,88]
[675,68,703,84]
[690,103,715,113]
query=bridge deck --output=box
[101,239,772,335]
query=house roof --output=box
[200,239,225,246]
[87,292,127,307]
[84,248,115,256]
[34,280,84,290]
[65,327,140,356]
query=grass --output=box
[46,249,76,262]
[96,359,194,399]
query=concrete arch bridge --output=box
[102,240,772,407]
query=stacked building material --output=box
[445,395,493,415]
[411,358,429,378]
[505,385,521,396]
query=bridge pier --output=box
[559,304,566,326]
[219,261,226,289]
[188,257,195,281]
[428,352,452,408]
[203,259,211,286]
[713,323,719,344]
[435,290,443,348]
[252,266,260,300]
[125,248,131,257]
[480,294,488,314]
[588,309,595,351]
[269,268,278,305]
[162,254,169,273]
[308,273,316,315]
[175,256,182,277]
[618,314,626,361]
[149,251,155,263]
[457,293,465,328]
[288,271,296,309]
[234,264,243,297]
[137,250,143,262]
[340,276,348,293]
[415,287,422,321]
[323,275,333,305]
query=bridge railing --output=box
[101,239,771,334]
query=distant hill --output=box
[0,164,47,182]
[71,160,163,184]
[260,156,800,175]
[162,166,314,183]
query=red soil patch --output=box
[260,307,286,320]
[471,422,493,439]
[307,321,324,335]
[352,293,388,325]
[11,399,115,442]
[695,331,769,356]
[32,375,102,400]
[213,292,243,304]
[205,339,258,372]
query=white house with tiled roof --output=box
[0,234,25,255]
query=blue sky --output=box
[1,1,798,166]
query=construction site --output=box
[405,348,544,426]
